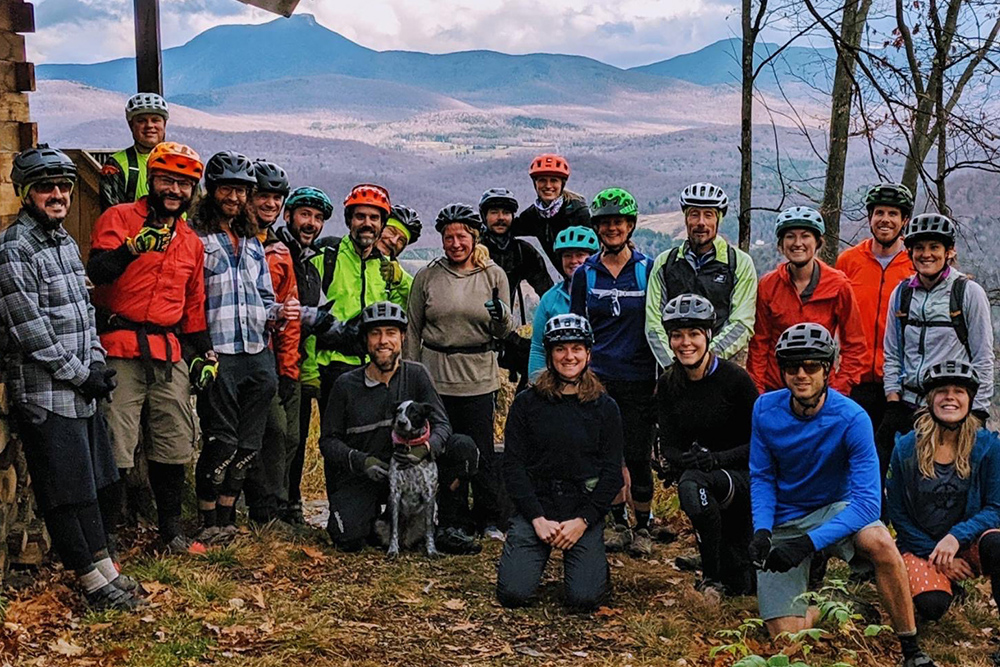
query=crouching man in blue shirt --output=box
[749,323,936,667]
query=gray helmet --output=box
[125,92,169,121]
[774,323,837,364]
[864,183,914,217]
[435,203,484,235]
[775,206,825,240]
[904,213,956,249]
[661,293,715,332]
[11,145,77,190]
[205,151,256,189]
[360,301,407,334]
[680,182,728,217]
[921,360,980,398]
[543,314,594,350]
[251,159,289,196]
[478,187,519,220]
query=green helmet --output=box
[285,186,333,220]
[590,187,638,220]
[553,225,599,254]
[864,183,913,217]
[775,206,825,240]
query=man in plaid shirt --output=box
[0,146,144,610]
[188,151,299,542]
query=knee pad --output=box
[913,590,952,622]
[677,472,713,519]
[219,448,258,496]
[978,531,1000,573]
[442,434,480,480]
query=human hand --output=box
[749,529,772,569]
[764,535,814,573]
[380,257,403,286]
[944,557,975,581]
[80,362,116,401]
[484,287,508,322]
[393,445,430,466]
[188,356,219,392]
[552,518,588,550]
[363,456,389,482]
[929,533,960,573]
[681,445,717,472]
[126,225,171,254]
[281,297,301,322]
[531,516,561,544]
[278,375,296,404]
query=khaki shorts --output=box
[104,358,197,468]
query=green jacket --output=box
[99,146,149,211]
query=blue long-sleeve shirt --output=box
[569,251,656,382]
[750,388,881,550]
[528,279,571,381]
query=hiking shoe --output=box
[163,535,207,556]
[604,524,632,553]
[901,651,937,667]
[110,574,148,597]
[674,554,702,572]
[435,527,482,555]
[628,528,653,557]
[695,577,726,596]
[194,526,221,544]
[85,583,145,611]
[213,524,239,543]
[650,525,677,544]
[280,503,306,526]
[483,525,505,541]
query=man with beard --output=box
[374,204,422,304]
[100,93,170,210]
[189,151,300,542]
[318,302,479,553]
[88,142,211,554]
[0,146,144,609]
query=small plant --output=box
[711,617,765,658]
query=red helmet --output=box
[529,153,570,180]
[344,183,391,220]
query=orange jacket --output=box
[747,260,870,395]
[835,239,912,384]
[90,199,207,362]
[261,231,301,380]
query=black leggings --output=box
[442,393,500,531]
[602,378,656,505]
[913,531,1000,621]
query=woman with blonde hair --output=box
[886,360,1000,624]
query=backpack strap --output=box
[950,276,971,358]
[124,146,140,203]
[321,244,340,295]
[635,257,648,292]
[727,245,737,275]
[895,281,914,358]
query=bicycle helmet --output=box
[285,186,333,220]
[251,159,289,196]
[11,145,77,192]
[344,183,391,222]
[864,183,914,217]
[661,294,716,333]
[680,182,729,217]
[360,301,407,334]
[775,206,825,240]
[529,153,571,180]
[435,203,484,235]
[553,226,600,255]
[147,142,202,181]
[774,323,837,364]
[543,314,594,350]
[204,151,256,189]
[921,360,980,398]
[478,187,519,220]
[590,187,638,219]
[903,213,956,249]
[387,205,422,244]
[125,92,169,121]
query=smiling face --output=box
[533,176,564,204]
[376,224,409,259]
[349,205,384,250]
[485,207,513,235]
[284,205,325,246]
[130,113,167,150]
[781,360,828,401]
[213,183,249,220]
[366,325,403,372]
[560,249,591,280]
[668,327,709,367]
[908,239,954,280]
[442,223,476,265]
[250,191,285,228]
[929,385,971,425]
[148,170,195,218]
[550,341,590,381]
[869,205,907,246]
[595,215,634,250]
[779,228,820,266]
[26,179,74,226]
[685,207,719,252]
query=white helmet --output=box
[680,182,728,217]
[125,93,169,122]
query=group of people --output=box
[0,92,996,666]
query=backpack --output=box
[895,275,971,358]
[584,257,649,318]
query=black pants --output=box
[245,381,301,521]
[496,514,609,610]
[195,350,277,501]
[442,393,501,531]
[288,383,319,507]
[913,531,1000,621]
[319,361,360,426]
[875,401,917,506]
[677,468,754,594]
[851,381,888,437]
[326,434,479,551]
[601,378,656,505]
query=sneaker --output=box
[163,534,207,556]
[213,524,239,543]
[695,577,725,603]
[110,574,148,597]
[901,651,937,667]
[435,527,482,555]
[194,526,221,544]
[483,525,505,541]
[649,526,677,544]
[604,524,632,553]
[628,528,653,557]
[674,554,702,572]
[85,583,145,611]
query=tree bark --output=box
[738,0,757,252]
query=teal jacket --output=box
[528,279,572,381]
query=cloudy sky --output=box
[29,0,745,68]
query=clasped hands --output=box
[531,516,588,550]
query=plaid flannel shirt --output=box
[200,230,279,354]
[0,210,105,418]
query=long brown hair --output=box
[534,367,605,403]
[912,387,981,479]
[188,193,255,238]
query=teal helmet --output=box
[286,186,333,220]
[553,225,599,255]
[590,187,638,220]
[775,206,825,240]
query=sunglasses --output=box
[32,181,74,195]
[780,360,827,375]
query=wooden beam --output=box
[0,2,35,34]
[14,62,33,92]
[17,122,35,150]
[133,0,162,95]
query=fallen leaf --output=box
[594,606,622,618]
[142,581,169,596]
[301,546,326,561]
[515,646,545,657]
[443,598,467,611]
[251,588,266,609]
[450,622,477,632]
[228,598,246,610]
[49,638,85,656]
[85,622,112,632]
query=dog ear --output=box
[414,402,433,420]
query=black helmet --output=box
[864,183,914,217]
[360,301,407,334]
[435,203,484,235]
[661,294,716,333]
[388,205,422,245]
[543,314,594,349]
[251,159,289,196]
[904,213,956,249]
[205,151,256,189]
[478,187,519,220]
[774,323,837,364]
[921,360,980,399]
[11,145,77,190]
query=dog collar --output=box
[392,423,431,447]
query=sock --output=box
[611,503,627,526]
[199,507,217,529]
[148,462,185,538]
[94,557,119,583]
[78,566,109,594]
[634,510,651,531]
[897,630,920,659]
[218,504,235,527]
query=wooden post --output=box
[133,0,162,95]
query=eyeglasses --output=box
[780,360,827,375]
[152,174,195,191]
[31,181,74,195]
[216,184,249,198]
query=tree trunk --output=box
[738,0,756,252]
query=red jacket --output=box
[90,199,207,362]
[262,231,301,380]
[747,260,870,395]
[835,239,912,384]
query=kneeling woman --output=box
[497,314,624,610]
[887,361,1000,622]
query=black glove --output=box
[748,529,772,569]
[79,362,116,401]
[681,445,717,472]
[763,534,815,573]
[363,456,389,482]
[484,287,509,323]
[278,375,296,404]
[314,313,364,357]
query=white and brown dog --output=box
[386,400,440,558]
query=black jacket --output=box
[511,195,591,271]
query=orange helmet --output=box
[344,183,391,221]
[147,142,203,181]
[529,153,570,180]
